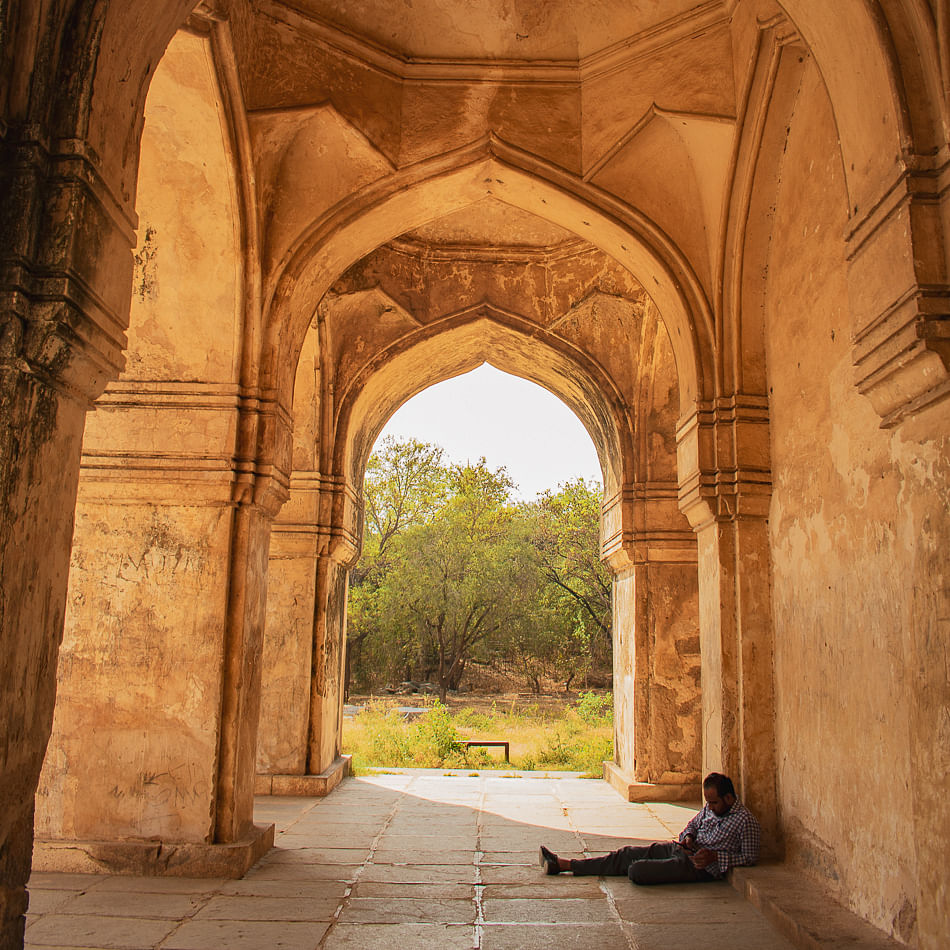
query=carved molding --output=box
[77,382,291,515]
[0,132,136,405]
[259,0,733,84]
[676,394,772,531]
[601,481,696,572]
[276,468,361,565]
[845,153,950,427]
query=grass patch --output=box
[344,691,613,777]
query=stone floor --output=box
[26,770,797,949]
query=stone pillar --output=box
[32,383,284,876]
[677,395,779,847]
[0,130,133,945]
[602,484,702,802]
[256,472,353,795]
[307,550,351,776]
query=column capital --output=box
[676,395,772,531]
[275,469,361,567]
[0,130,138,406]
[601,480,695,572]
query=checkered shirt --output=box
[678,800,761,878]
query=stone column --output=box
[678,395,779,847]
[32,383,284,876]
[0,132,133,946]
[602,484,702,801]
[256,472,354,795]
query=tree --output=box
[346,437,447,694]
[346,440,612,697]
[530,479,612,689]
[376,459,525,700]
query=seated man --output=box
[539,772,760,885]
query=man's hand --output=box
[680,834,697,853]
[690,848,717,869]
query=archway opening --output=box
[340,365,613,774]
[258,228,703,797]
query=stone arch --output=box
[337,306,632,503]
[261,137,718,427]
[776,0,939,211]
[773,0,950,422]
[257,291,702,794]
[3,5,949,946]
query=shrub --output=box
[407,701,465,767]
[576,690,613,726]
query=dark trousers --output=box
[570,842,714,885]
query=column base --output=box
[31,824,274,879]
[604,761,701,803]
[254,754,351,796]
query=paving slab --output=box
[369,848,474,865]
[191,894,341,921]
[24,890,78,917]
[25,914,178,948]
[92,876,228,894]
[480,922,628,950]
[24,772,831,950]
[50,891,205,919]
[341,896,476,924]
[27,874,108,892]
[217,878,349,899]
[162,918,330,949]
[258,846,370,865]
[322,922,476,949]
[351,881,475,899]
[481,880,603,898]
[376,834,478,848]
[359,863,478,885]
[482,897,609,924]
[240,861,360,881]
[624,919,796,950]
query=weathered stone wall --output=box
[765,60,950,946]
[612,561,701,786]
[37,500,232,842]
[257,528,317,775]
[4,7,948,950]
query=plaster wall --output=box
[36,502,232,843]
[257,531,316,775]
[125,30,242,383]
[765,62,950,947]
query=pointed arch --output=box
[334,303,635,503]
[261,136,717,434]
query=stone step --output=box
[731,866,903,950]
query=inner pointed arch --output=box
[336,307,633,505]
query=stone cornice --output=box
[844,148,950,258]
[844,148,950,426]
[258,0,733,86]
[676,395,772,529]
[386,234,594,265]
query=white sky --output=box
[375,364,602,500]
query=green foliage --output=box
[409,701,465,766]
[453,707,494,730]
[576,690,614,726]
[344,697,613,775]
[347,701,467,769]
[347,438,612,696]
